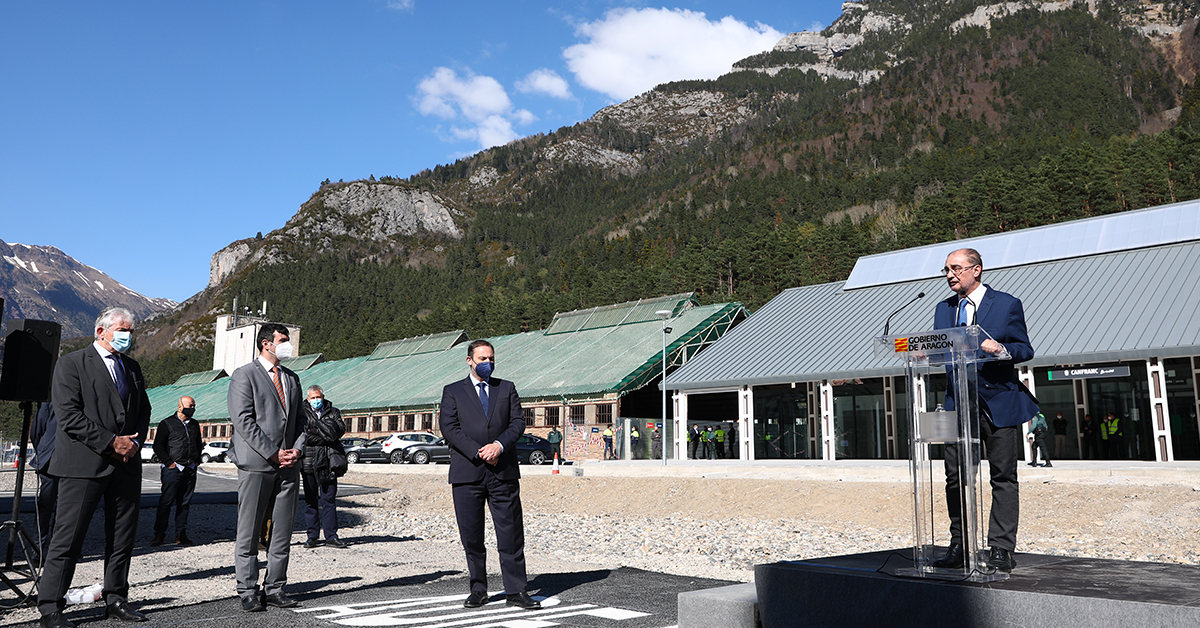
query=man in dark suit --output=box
[30,402,59,558]
[933,248,1039,574]
[440,340,540,610]
[227,323,305,612]
[151,395,204,546]
[38,307,151,628]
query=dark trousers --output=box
[689,439,698,459]
[302,473,339,541]
[1030,432,1051,465]
[38,467,140,615]
[943,418,1020,552]
[36,472,58,555]
[155,465,197,537]
[452,473,527,595]
[1081,435,1099,460]
[1107,435,1125,459]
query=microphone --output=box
[883,292,925,336]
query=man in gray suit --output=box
[38,307,151,628]
[227,323,305,612]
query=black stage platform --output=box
[756,549,1200,628]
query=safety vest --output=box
[603,428,613,438]
[631,429,640,439]
[715,429,725,443]
[1104,416,1121,437]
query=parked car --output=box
[201,441,230,463]
[340,437,370,450]
[400,438,451,465]
[515,434,553,465]
[140,442,158,463]
[346,436,390,464]
[380,432,441,458]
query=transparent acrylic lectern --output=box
[874,325,1011,582]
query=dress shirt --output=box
[958,283,988,325]
[257,355,289,414]
[92,341,138,448]
[469,371,503,453]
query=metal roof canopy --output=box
[279,353,324,372]
[367,330,469,360]
[665,238,1200,391]
[544,293,692,335]
[845,200,1200,290]
[172,370,226,386]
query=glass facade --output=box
[831,379,888,460]
[1165,357,1199,460]
[753,385,812,459]
[1033,369,1077,459]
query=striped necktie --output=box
[271,367,286,409]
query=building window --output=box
[423,413,433,430]
[358,416,369,433]
[570,405,586,425]
[545,406,560,427]
[404,414,415,431]
[373,416,383,432]
[386,415,397,431]
[596,404,613,425]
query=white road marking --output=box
[294,591,651,628]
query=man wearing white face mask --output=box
[39,307,151,628]
[227,323,306,612]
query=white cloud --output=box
[516,68,573,99]
[386,0,414,10]
[415,67,536,149]
[563,8,783,101]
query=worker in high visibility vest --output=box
[714,426,725,459]
[602,427,615,460]
[1103,412,1123,460]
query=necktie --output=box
[478,382,489,417]
[957,298,971,327]
[109,354,130,404]
[271,367,286,410]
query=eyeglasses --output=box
[941,264,979,275]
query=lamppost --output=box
[655,310,673,466]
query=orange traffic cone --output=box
[552,452,560,474]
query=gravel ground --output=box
[1,465,1198,624]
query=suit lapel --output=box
[975,286,995,327]
[463,377,489,424]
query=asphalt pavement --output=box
[40,567,730,628]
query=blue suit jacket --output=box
[935,285,1040,427]
[439,376,525,484]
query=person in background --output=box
[602,426,615,460]
[1080,414,1099,460]
[1052,412,1069,458]
[714,425,725,459]
[301,385,348,549]
[546,426,563,461]
[689,424,701,459]
[151,396,204,546]
[630,425,640,460]
[30,402,59,558]
[651,427,662,460]
[1026,412,1052,468]
[1103,412,1123,460]
[726,423,738,459]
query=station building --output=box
[146,293,746,460]
[663,201,1200,463]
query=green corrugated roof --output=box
[172,370,226,386]
[279,353,324,372]
[367,330,468,360]
[544,293,692,335]
[145,295,746,421]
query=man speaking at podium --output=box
[933,248,1039,574]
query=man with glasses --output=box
[931,248,1039,574]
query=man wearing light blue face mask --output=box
[40,307,151,627]
[300,385,347,549]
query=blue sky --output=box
[1,1,844,303]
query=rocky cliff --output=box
[208,181,463,287]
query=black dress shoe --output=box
[505,592,542,610]
[241,595,266,612]
[175,533,195,545]
[264,592,300,608]
[986,547,1016,573]
[463,591,488,608]
[149,534,165,547]
[1043,462,1053,467]
[932,543,964,569]
[39,611,75,628]
[325,538,349,548]
[304,538,323,549]
[105,600,148,622]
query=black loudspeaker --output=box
[0,318,62,402]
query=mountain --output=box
[0,239,176,339]
[135,0,1200,385]
[0,240,177,338]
